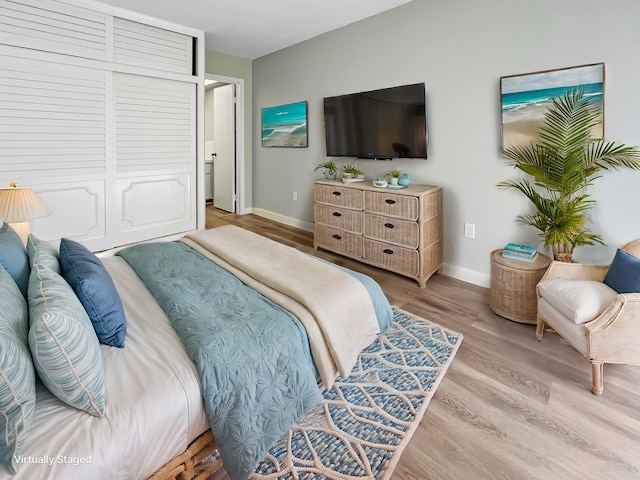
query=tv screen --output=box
[323,83,427,159]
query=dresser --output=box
[314,180,442,287]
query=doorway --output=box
[204,74,245,214]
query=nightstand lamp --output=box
[0,183,52,244]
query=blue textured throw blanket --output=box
[118,242,323,480]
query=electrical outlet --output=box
[464,223,475,239]
[292,191,297,201]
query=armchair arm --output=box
[587,293,640,364]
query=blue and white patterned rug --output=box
[250,308,463,479]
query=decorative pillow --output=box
[28,263,105,416]
[0,265,36,474]
[59,238,127,348]
[26,234,60,274]
[603,248,640,294]
[538,279,618,324]
[0,222,29,298]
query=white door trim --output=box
[203,73,246,216]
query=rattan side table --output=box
[489,249,551,324]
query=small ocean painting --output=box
[261,101,308,147]
[501,63,604,151]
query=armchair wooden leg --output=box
[536,317,545,341]
[591,362,604,396]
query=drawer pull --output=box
[384,223,395,229]
[383,249,394,255]
[332,212,342,217]
[332,234,342,240]
[384,199,396,205]
[332,191,342,196]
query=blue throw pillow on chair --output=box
[59,238,127,347]
[603,248,640,294]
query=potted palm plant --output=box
[385,168,403,185]
[341,163,363,180]
[498,89,640,262]
[314,160,338,180]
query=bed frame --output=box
[150,430,222,480]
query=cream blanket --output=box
[183,225,380,388]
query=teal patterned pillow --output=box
[0,265,36,474]
[28,263,105,416]
[26,234,60,274]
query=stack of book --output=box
[502,243,538,262]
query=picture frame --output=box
[500,63,605,151]
[261,101,308,148]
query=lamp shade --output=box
[0,187,52,223]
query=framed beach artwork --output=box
[500,63,605,151]
[261,101,308,148]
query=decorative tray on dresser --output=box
[313,179,442,287]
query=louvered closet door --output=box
[114,73,196,245]
[0,53,108,246]
[0,0,110,60]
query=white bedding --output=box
[8,257,209,480]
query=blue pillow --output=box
[0,265,36,474]
[28,263,105,416]
[0,223,29,298]
[603,248,640,294]
[59,238,127,348]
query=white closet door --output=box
[0,53,108,246]
[0,0,110,61]
[114,17,193,75]
[114,73,196,245]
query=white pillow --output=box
[538,279,618,324]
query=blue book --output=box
[502,249,537,262]
[504,242,537,255]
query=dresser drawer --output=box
[315,204,363,234]
[315,184,363,209]
[364,191,418,221]
[364,213,418,248]
[364,238,419,276]
[315,225,363,257]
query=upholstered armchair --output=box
[536,239,640,395]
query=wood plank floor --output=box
[205,206,640,480]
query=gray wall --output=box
[251,0,640,286]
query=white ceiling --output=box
[98,0,413,59]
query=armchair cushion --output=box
[603,248,640,294]
[538,279,618,324]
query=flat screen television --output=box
[323,83,427,160]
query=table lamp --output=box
[0,183,52,244]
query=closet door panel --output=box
[30,180,106,248]
[113,73,195,243]
[114,18,192,75]
[0,0,109,61]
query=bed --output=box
[0,224,393,480]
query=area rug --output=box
[250,308,463,479]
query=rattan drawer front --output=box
[364,238,419,276]
[315,225,363,257]
[364,191,418,221]
[315,204,363,234]
[364,213,418,248]
[315,184,363,209]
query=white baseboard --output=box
[441,263,490,288]
[251,208,314,232]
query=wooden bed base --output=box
[148,429,222,480]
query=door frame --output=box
[201,73,246,221]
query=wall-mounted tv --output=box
[323,82,427,160]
